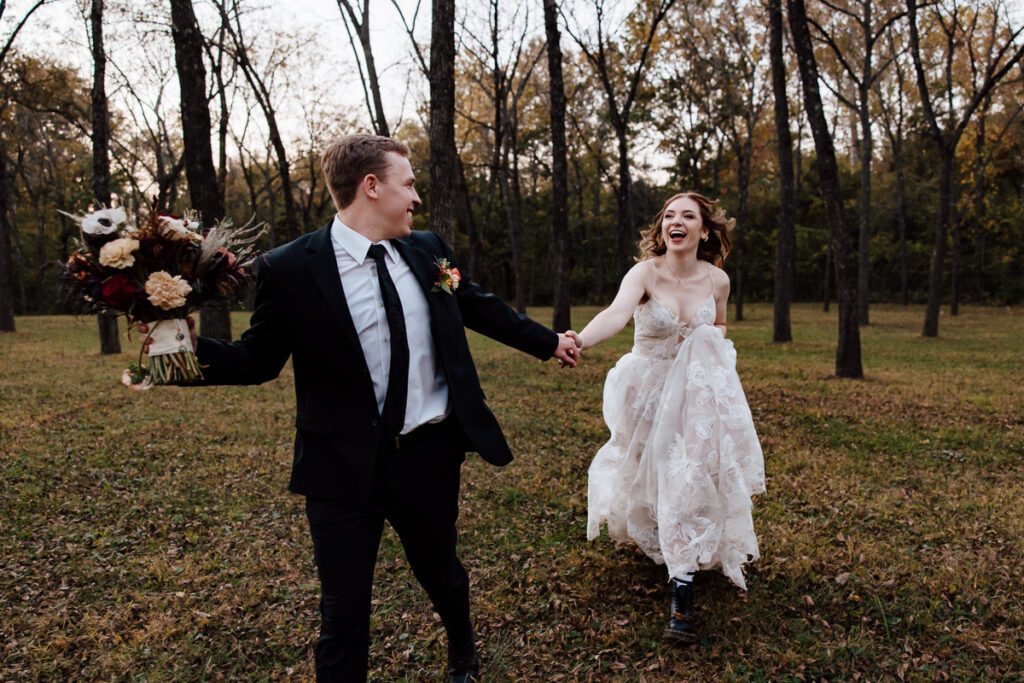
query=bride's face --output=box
[661,197,706,253]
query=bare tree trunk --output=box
[544,0,571,331]
[950,214,961,315]
[499,130,525,313]
[733,147,750,322]
[614,132,633,275]
[297,149,317,234]
[923,152,953,336]
[263,151,278,247]
[971,113,988,301]
[823,233,832,313]
[711,137,723,197]
[456,158,482,278]
[170,0,230,340]
[429,0,456,246]
[769,0,794,343]
[857,90,871,325]
[0,141,16,332]
[896,158,909,305]
[259,120,296,240]
[156,158,185,213]
[9,208,28,315]
[91,0,121,354]
[33,191,47,313]
[788,0,862,378]
[91,2,111,207]
[337,0,390,136]
[207,17,230,201]
[170,0,223,226]
[594,153,604,302]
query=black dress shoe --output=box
[448,654,480,683]
[664,578,697,643]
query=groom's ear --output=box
[361,173,380,200]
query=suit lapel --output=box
[392,237,436,295]
[304,222,366,359]
[393,236,453,353]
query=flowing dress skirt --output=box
[587,324,765,589]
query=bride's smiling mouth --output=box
[669,229,686,241]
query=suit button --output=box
[371,419,378,427]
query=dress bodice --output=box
[632,295,716,359]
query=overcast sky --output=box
[13,0,432,135]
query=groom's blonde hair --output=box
[322,134,410,210]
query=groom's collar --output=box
[330,215,399,265]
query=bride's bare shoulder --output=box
[627,258,659,302]
[706,261,730,297]
[625,258,663,282]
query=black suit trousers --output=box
[304,421,474,682]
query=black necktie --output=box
[367,244,409,439]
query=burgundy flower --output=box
[216,248,245,295]
[101,274,140,309]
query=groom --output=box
[182,134,580,681]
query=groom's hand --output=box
[554,330,582,368]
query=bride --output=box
[576,192,765,643]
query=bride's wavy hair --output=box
[637,192,735,267]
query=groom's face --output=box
[374,152,421,238]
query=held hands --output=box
[137,315,198,353]
[554,330,583,368]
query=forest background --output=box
[3,1,1024,678]
[1,0,1023,348]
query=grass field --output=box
[2,303,1023,681]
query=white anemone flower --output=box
[81,207,127,235]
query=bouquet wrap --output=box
[144,318,203,385]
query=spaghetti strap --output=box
[704,262,716,303]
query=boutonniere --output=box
[432,257,461,295]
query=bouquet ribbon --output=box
[140,318,204,385]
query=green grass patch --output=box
[2,303,1023,680]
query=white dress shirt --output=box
[331,217,450,434]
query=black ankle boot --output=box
[664,578,697,643]
[448,653,479,683]
[447,640,479,683]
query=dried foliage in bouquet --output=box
[59,203,266,388]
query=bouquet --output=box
[59,204,265,389]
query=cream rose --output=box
[98,237,140,269]
[144,271,192,310]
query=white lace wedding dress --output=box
[587,290,765,589]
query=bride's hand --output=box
[555,330,583,368]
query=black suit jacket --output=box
[196,223,558,499]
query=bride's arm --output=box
[577,262,649,351]
[711,265,730,336]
